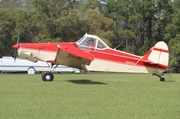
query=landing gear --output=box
[152,73,165,82]
[42,71,54,81]
[41,63,57,81]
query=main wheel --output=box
[160,77,165,82]
[41,71,54,81]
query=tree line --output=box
[0,0,180,72]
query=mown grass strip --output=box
[0,73,179,119]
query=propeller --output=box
[13,33,20,62]
[16,32,20,44]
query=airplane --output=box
[12,33,169,81]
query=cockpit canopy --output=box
[76,34,109,50]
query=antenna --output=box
[114,42,124,50]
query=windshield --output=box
[77,36,86,44]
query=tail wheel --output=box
[153,73,165,82]
[41,71,54,81]
[160,77,165,82]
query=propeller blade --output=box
[13,33,20,62]
[17,33,20,44]
[14,49,17,62]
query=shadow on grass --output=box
[164,80,177,82]
[67,79,107,85]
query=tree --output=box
[165,0,180,72]
[15,9,42,42]
[84,9,115,46]
[59,9,89,42]
[0,9,17,57]
[0,0,13,8]
[30,0,84,42]
[0,0,33,9]
[95,0,173,56]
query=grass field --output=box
[0,72,179,119]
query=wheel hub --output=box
[45,75,51,80]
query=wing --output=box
[55,46,94,70]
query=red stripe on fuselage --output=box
[153,48,168,53]
[90,49,141,65]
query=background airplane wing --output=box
[55,46,94,70]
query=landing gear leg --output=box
[152,73,165,82]
[41,63,57,81]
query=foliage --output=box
[0,9,17,57]
[97,0,173,55]
[16,10,41,42]
[59,9,89,42]
[139,38,151,55]
[32,0,70,42]
[84,9,115,46]
[0,0,33,10]
[165,5,180,72]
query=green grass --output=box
[0,72,180,119]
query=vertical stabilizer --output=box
[142,41,169,69]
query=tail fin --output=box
[141,41,169,69]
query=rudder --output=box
[142,41,169,69]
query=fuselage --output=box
[13,42,166,74]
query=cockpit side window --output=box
[97,40,107,49]
[78,37,97,51]
[80,37,96,47]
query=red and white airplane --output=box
[12,33,169,81]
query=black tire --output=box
[160,77,165,82]
[41,71,54,81]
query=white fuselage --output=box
[86,58,164,73]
